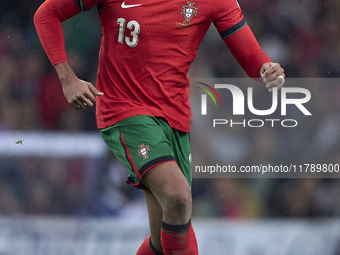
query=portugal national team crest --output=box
[137,143,150,160]
[181,2,198,24]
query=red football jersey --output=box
[76,0,245,132]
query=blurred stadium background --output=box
[1,0,340,254]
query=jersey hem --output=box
[97,107,191,133]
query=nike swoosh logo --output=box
[121,1,142,8]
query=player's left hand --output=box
[260,62,285,92]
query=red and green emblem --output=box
[181,1,198,24]
[137,143,150,160]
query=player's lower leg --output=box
[141,191,164,254]
[136,235,163,255]
[161,220,198,255]
[143,162,198,255]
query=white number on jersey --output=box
[117,18,140,48]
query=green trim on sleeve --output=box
[220,19,247,39]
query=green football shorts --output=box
[100,115,192,190]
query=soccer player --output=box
[34,0,285,254]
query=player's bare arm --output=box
[55,62,103,111]
[261,62,286,92]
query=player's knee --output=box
[163,188,191,214]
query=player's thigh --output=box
[143,161,192,220]
[100,115,176,190]
[166,126,192,187]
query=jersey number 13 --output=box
[117,18,140,48]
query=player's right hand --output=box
[62,78,104,111]
[55,62,104,111]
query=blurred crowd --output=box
[1,0,340,218]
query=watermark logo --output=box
[196,83,312,128]
[196,82,222,115]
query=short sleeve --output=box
[212,0,246,39]
[74,0,103,11]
